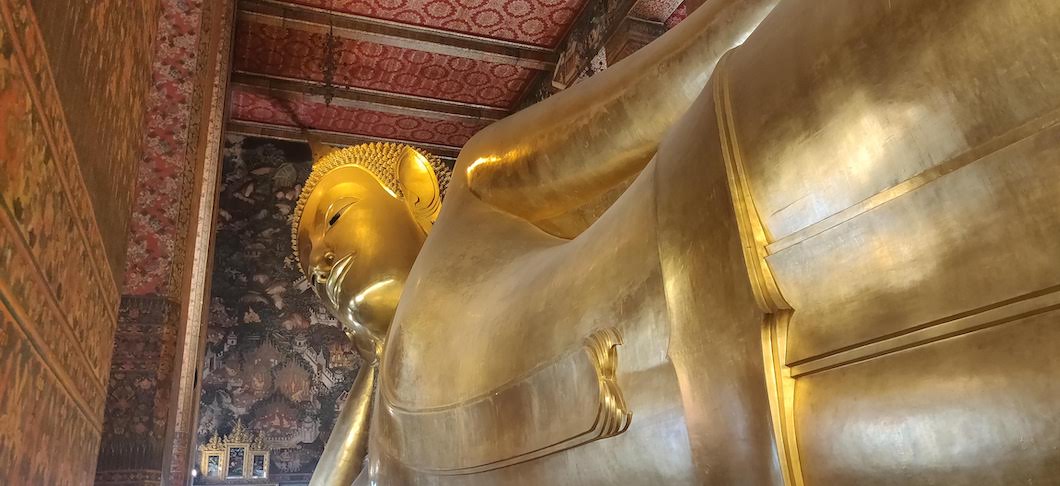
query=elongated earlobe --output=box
[397,147,443,234]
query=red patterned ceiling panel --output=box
[230,88,491,147]
[285,0,585,47]
[664,3,687,30]
[630,0,682,22]
[234,21,535,108]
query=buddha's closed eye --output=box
[325,197,358,229]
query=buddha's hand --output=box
[344,328,383,365]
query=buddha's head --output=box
[292,142,450,357]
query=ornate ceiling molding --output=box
[240,0,558,70]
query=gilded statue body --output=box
[295,0,1060,484]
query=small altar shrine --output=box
[195,420,277,485]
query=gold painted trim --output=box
[713,49,802,485]
[585,328,634,438]
[790,286,1060,377]
[712,50,789,313]
[761,311,804,486]
[766,104,1060,255]
[380,328,631,475]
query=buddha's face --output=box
[296,166,427,352]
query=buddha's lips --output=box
[325,253,356,308]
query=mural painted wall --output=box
[25,0,159,276]
[196,135,362,482]
[93,1,237,485]
[0,0,157,485]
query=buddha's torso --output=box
[369,160,701,485]
[352,0,1060,484]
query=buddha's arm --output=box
[309,364,377,486]
[460,0,778,226]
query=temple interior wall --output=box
[0,0,158,484]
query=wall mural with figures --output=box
[196,135,362,481]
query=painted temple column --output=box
[94,1,235,486]
[161,3,237,484]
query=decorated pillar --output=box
[95,1,235,486]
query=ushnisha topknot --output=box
[291,142,452,267]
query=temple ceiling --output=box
[226,0,688,159]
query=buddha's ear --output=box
[397,147,442,234]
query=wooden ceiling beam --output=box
[226,119,464,160]
[238,0,557,71]
[231,71,508,122]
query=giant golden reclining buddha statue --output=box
[291,0,1060,484]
